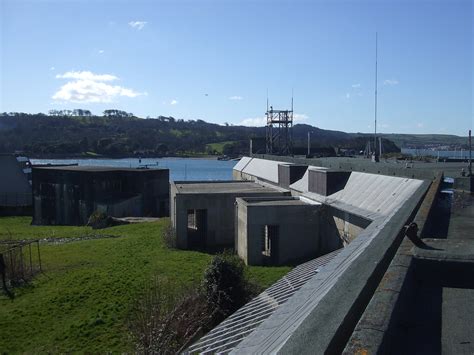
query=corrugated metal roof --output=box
[186,249,341,354]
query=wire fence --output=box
[0,240,42,296]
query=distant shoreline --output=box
[27,153,221,160]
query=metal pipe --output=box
[469,129,472,176]
[307,132,311,156]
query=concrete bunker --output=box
[170,181,290,249]
[236,196,322,266]
[32,166,169,225]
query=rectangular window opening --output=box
[262,225,278,257]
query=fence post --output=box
[29,243,33,275]
[19,245,24,280]
[37,241,42,272]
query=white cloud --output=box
[239,116,266,126]
[50,66,55,71]
[239,113,308,126]
[345,93,351,99]
[229,96,243,100]
[170,99,178,105]
[384,79,399,86]
[52,70,146,103]
[128,21,147,30]
[98,49,105,54]
[56,71,118,82]
[351,83,361,88]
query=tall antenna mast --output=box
[291,88,294,112]
[374,32,378,159]
[266,88,269,112]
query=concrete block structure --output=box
[32,166,169,225]
[170,181,289,249]
[0,154,32,215]
[236,197,322,265]
[188,157,431,353]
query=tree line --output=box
[0,111,401,157]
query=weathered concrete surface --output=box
[343,174,442,354]
[170,181,289,249]
[236,197,322,265]
[345,177,474,355]
[441,193,474,355]
[253,154,470,181]
[453,176,474,192]
[231,179,430,354]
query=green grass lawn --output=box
[0,217,290,353]
[0,216,111,241]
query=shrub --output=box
[129,278,212,353]
[202,251,251,316]
[86,211,109,229]
[163,224,177,249]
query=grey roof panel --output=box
[186,250,342,354]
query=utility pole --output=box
[373,32,379,162]
[469,129,472,176]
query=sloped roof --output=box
[291,170,424,220]
[233,157,290,184]
[187,249,341,354]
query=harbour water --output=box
[31,158,238,181]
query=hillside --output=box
[0,112,460,157]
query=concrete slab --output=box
[173,181,281,194]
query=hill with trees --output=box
[0,110,452,158]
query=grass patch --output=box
[0,216,108,241]
[0,217,290,352]
[205,141,237,155]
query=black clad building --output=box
[32,166,169,225]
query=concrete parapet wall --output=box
[343,173,443,354]
[232,177,430,353]
[252,154,442,180]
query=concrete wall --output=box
[237,199,322,266]
[278,164,308,188]
[319,205,371,253]
[170,184,289,250]
[308,169,351,196]
[252,154,444,180]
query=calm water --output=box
[401,148,474,159]
[31,158,238,181]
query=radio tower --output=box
[265,93,293,155]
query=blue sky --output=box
[1,0,472,135]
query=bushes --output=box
[163,224,177,249]
[86,211,129,229]
[130,252,258,353]
[202,252,252,316]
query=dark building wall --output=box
[308,170,351,196]
[278,164,308,188]
[0,155,32,208]
[32,168,169,225]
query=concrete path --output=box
[442,192,474,355]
